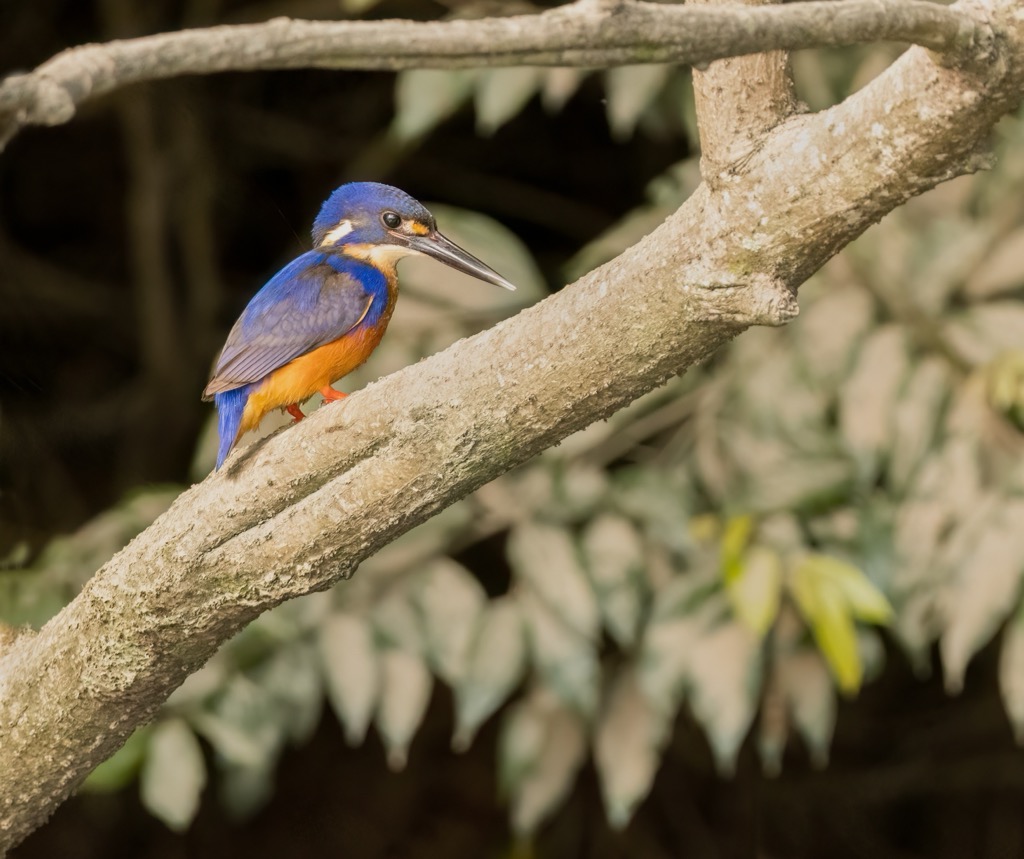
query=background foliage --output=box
[4,2,1024,857]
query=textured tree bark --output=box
[0,0,991,149]
[0,0,1022,851]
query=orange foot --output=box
[320,386,348,403]
[286,404,304,423]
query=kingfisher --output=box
[203,182,516,469]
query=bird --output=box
[203,182,516,469]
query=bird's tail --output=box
[214,387,251,469]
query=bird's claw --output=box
[320,386,347,403]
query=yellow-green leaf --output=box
[809,554,893,624]
[720,515,755,585]
[726,546,783,637]
[790,562,862,695]
[789,555,889,695]
[813,580,862,695]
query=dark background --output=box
[5,2,1024,858]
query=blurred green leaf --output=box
[580,513,647,648]
[319,612,380,746]
[219,760,276,819]
[192,676,283,768]
[888,357,951,493]
[390,69,475,142]
[940,499,1024,693]
[604,65,672,141]
[500,689,586,837]
[965,226,1024,299]
[256,642,323,745]
[372,588,424,654]
[541,67,588,113]
[779,648,836,769]
[687,620,763,774]
[415,558,487,686]
[520,589,599,717]
[140,718,206,832]
[612,466,693,554]
[639,584,726,717]
[508,521,600,641]
[375,648,433,771]
[794,284,876,388]
[454,596,527,750]
[475,67,545,136]
[945,302,1024,366]
[549,463,610,522]
[838,325,911,474]
[594,666,668,828]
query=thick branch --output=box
[1,0,1023,851]
[0,0,990,149]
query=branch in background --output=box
[0,0,1022,844]
[0,0,992,149]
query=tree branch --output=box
[691,0,798,177]
[1,0,1022,851]
[0,0,991,150]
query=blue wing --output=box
[203,251,373,399]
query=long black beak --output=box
[404,230,516,291]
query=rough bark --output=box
[1,0,1022,851]
[0,0,990,149]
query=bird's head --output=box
[312,182,516,291]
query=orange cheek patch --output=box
[408,221,430,236]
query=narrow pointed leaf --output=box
[604,65,672,140]
[687,621,763,773]
[501,691,586,837]
[140,719,207,832]
[726,545,783,637]
[838,324,910,468]
[475,66,544,135]
[809,554,893,624]
[720,515,755,585]
[376,649,433,771]
[581,513,647,647]
[318,612,380,745]
[778,649,836,768]
[594,666,668,829]
[453,596,527,750]
[520,589,599,716]
[256,642,323,745]
[391,69,474,142]
[508,521,600,641]
[941,500,1024,692]
[415,558,487,686]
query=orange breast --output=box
[239,301,396,436]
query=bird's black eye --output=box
[382,211,402,229]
